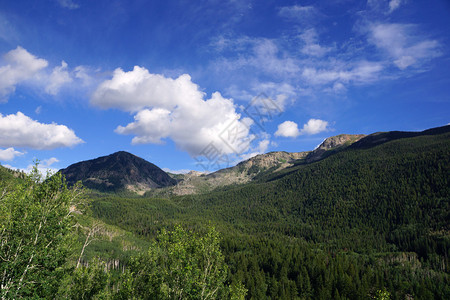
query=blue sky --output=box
[0,0,449,173]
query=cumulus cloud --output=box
[0,147,24,161]
[275,121,300,138]
[368,23,441,69]
[300,119,329,135]
[275,119,329,138]
[0,112,84,149]
[92,66,205,112]
[0,47,94,100]
[0,46,48,101]
[92,66,255,157]
[45,61,73,95]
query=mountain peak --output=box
[59,151,176,192]
[306,134,366,162]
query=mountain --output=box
[169,151,308,195]
[305,134,366,163]
[349,124,450,149]
[59,151,176,193]
[169,134,366,195]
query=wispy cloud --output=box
[0,13,19,43]
[388,0,403,14]
[301,60,384,86]
[57,0,79,10]
[278,5,321,24]
[368,23,441,70]
[299,28,333,57]
[214,37,300,77]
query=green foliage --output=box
[0,165,82,298]
[119,225,230,299]
[373,288,391,300]
[60,258,110,300]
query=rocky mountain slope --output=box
[169,151,308,195]
[169,133,368,195]
[59,151,176,193]
[305,134,366,163]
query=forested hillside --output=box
[90,126,449,299]
[1,126,449,299]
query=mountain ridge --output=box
[57,124,450,194]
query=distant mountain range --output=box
[55,125,449,194]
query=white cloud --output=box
[251,82,296,112]
[300,119,329,135]
[252,39,300,75]
[115,108,172,144]
[302,61,383,86]
[45,61,73,95]
[275,121,300,138]
[368,23,441,70]
[0,47,94,100]
[214,38,300,77]
[276,119,329,138]
[39,157,60,174]
[0,13,18,43]
[332,82,346,93]
[57,0,79,9]
[0,46,48,101]
[0,112,84,149]
[42,157,59,166]
[162,168,191,175]
[278,5,319,23]
[4,157,60,175]
[92,66,255,157]
[74,66,93,86]
[92,66,205,112]
[0,147,24,161]
[299,29,332,57]
[388,0,402,13]
[257,139,270,153]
